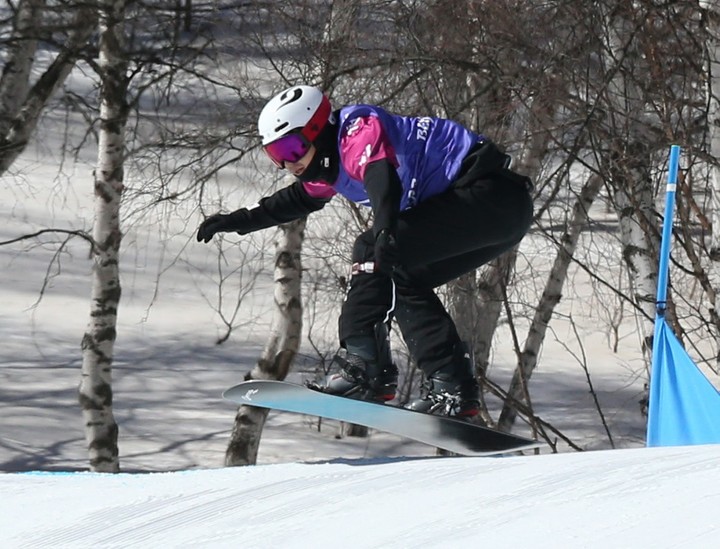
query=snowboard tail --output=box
[223,380,543,456]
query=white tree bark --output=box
[498,174,604,433]
[603,7,660,367]
[446,82,557,427]
[472,92,558,371]
[0,0,42,139]
[224,0,359,466]
[701,1,720,367]
[79,0,128,473]
[613,166,659,345]
[0,3,96,175]
[225,218,305,466]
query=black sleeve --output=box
[363,159,402,237]
[226,180,331,235]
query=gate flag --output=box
[646,145,720,446]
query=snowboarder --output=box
[197,85,533,417]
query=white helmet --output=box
[258,85,332,146]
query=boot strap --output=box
[336,355,370,385]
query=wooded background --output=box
[2,0,720,471]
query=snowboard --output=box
[223,380,543,456]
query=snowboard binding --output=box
[406,343,480,418]
[307,322,398,403]
[307,349,398,403]
[406,383,479,418]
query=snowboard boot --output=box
[309,348,398,402]
[406,343,480,418]
[308,321,398,402]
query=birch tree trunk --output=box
[224,0,358,466]
[498,174,604,433]
[225,218,305,466]
[0,0,41,140]
[447,79,557,425]
[701,1,720,369]
[0,3,96,175]
[78,0,128,473]
[446,253,516,427]
[470,92,557,373]
[611,153,659,343]
[603,7,660,374]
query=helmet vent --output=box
[274,122,289,133]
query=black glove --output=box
[196,210,250,243]
[374,229,400,274]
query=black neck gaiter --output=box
[296,115,340,184]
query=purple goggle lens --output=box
[263,133,311,168]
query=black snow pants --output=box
[338,141,534,376]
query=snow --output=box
[3,445,720,547]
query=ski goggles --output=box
[263,132,312,169]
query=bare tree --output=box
[701,0,720,367]
[225,218,306,465]
[78,0,129,473]
[223,0,364,465]
[498,174,604,433]
[0,1,96,175]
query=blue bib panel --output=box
[332,105,482,210]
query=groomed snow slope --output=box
[2,444,719,548]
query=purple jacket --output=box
[302,105,482,210]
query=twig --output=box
[0,228,96,252]
[482,376,583,452]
